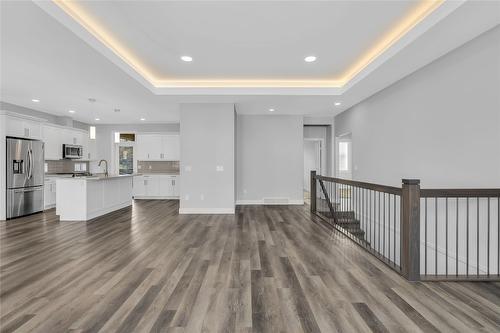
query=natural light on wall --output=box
[114,132,120,143]
[89,126,96,140]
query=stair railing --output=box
[310,171,500,282]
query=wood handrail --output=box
[420,188,500,198]
[314,175,402,195]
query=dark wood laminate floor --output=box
[1,200,499,333]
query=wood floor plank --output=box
[1,201,499,333]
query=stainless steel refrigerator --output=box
[6,137,45,219]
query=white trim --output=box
[179,208,235,214]
[236,200,304,205]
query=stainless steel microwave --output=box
[63,144,83,159]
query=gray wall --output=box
[180,103,235,213]
[237,115,304,204]
[335,26,500,188]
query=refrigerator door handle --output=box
[28,149,33,179]
[26,149,30,180]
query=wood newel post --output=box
[310,170,317,213]
[401,179,420,281]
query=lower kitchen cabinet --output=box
[133,175,179,199]
[44,180,57,209]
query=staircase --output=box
[317,204,367,242]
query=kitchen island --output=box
[56,175,134,221]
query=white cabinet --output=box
[42,124,91,160]
[133,174,179,199]
[42,124,62,160]
[81,136,96,161]
[133,176,145,196]
[136,134,179,161]
[44,179,56,209]
[6,116,42,140]
[144,175,160,196]
[161,135,180,161]
[136,135,162,160]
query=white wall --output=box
[335,26,500,188]
[179,103,235,214]
[333,26,500,276]
[237,115,303,204]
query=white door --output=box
[304,139,321,191]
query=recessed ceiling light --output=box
[334,102,342,106]
[140,118,146,121]
[304,56,317,63]
[269,108,275,112]
[68,110,76,113]
[95,118,100,121]
[32,99,40,103]
[181,56,193,62]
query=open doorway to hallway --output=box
[336,133,352,179]
[303,125,332,205]
[303,139,322,204]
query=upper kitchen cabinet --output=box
[161,135,180,161]
[5,114,42,140]
[136,134,179,161]
[136,134,161,160]
[42,124,62,160]
[42,123,91,160]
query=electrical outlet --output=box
[185,194,190,200]
[216,165,224,172]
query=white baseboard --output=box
[236,199,304,205]
[179,207,235,214]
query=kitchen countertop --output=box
[138,173,180,176]
[56,174,138,181]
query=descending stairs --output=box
[317,207,367,242]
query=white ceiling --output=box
[1,1,499,124]
[63,0,418,80]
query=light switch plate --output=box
[185,165,192,172]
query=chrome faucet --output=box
[98,159,108,177]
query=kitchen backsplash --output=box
[137,161,179,174]
[45,160,89,174]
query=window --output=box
[118,146,134,175]
[339,141,349,171]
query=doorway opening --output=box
[336,133,352,179]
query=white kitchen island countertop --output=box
[56,175,133,221]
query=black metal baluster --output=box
[467,197,469,276]
[388,194,391,263]
[383,192,386,258]
[378,191,381,253]
[425,197,427,276]
[446,198,448,276]
[477,197,479,276]
[487,197,490,276]
[456,198,459,276]
[435,197,438,275]
[394,195,396,267]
